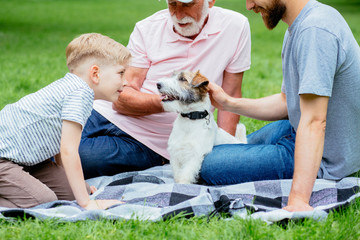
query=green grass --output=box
[0,0,360,239]
[1,202,360,239]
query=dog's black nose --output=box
[156,83,162,90]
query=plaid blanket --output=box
[1,164,359,223]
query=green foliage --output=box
[0,0,359,238]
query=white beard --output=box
[171,1,209,37]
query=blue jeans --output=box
[79,110,168,179]
[200,120,295,185]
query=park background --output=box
[0,0,360,239]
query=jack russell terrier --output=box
[157,70,247,184]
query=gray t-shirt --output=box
[281,0,360,179]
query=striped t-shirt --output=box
[0,73,94,166]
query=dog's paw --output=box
[174,176,194,184]
[176,179,192,184]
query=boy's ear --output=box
[90,65,100,84]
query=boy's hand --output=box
[84,199,124,210]
[90,186,97,194]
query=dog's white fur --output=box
[157,70,247,184]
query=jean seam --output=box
[104,124,130,137]
[276,134,295,179]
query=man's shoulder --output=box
[300,2,344,32]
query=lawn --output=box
[0,0,360,239]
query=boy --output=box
[0,33,131,210]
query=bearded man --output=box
[202,0,360,212]
[79,0,251,178]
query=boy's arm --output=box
[60,120,123,209]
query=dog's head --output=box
[157,70,210,112]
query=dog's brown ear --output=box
[192,70,209,88]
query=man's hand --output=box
[283,194,314,212]
[283,203,314,212]
[207,82,232,111]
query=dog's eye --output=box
[179,76,187,82]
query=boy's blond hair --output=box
[66,33,131,72]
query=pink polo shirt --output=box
[94,6,251,160]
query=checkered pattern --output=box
[1,165,359,223]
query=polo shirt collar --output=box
[165,7,221,43]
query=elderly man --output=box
[202,0,360,212]
[79,0,251,179]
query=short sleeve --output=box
[225,18,251,73]
[61,88,94,127]
[127,24,151,69]
[296,27,342,97]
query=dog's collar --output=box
[181,110,209,120]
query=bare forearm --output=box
[283,94,329,212]
[226,93,288,121]
[218,71,243,135]
[112,87,164,116]
[61,153,90,207]
[288,120,325,207]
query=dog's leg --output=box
[175,154,204,184]
[170,158,183,183]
